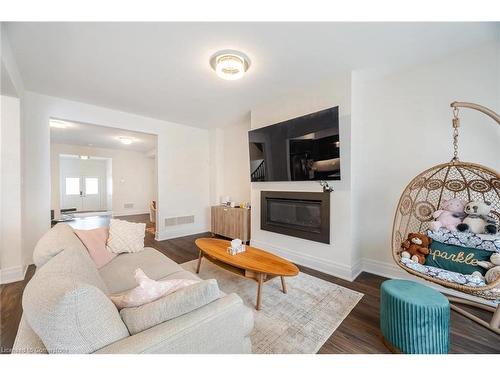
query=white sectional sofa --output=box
[13,224,254,354]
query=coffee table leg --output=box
[256,273,264,310]
[280,276,287,294]
[196,251,203,274]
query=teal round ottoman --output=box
[380,280,450,354]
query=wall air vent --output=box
[124,203,134,209]
[164,215,195,227]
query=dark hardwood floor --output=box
[1,213,499,354]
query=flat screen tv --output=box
[249,106,340,182]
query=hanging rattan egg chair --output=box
[392,101,500,334]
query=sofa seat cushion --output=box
[120,279,221,335]
[99,247,184,294]
[22,248,129,353]
[159,269,202,282]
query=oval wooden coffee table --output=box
[195,238,299,310]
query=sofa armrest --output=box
[93,293,254,354]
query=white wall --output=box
[222,119,251,203]
[249,74,360,281]
[208,128,225,206]
[209,118,252,205]
[1,24,24,96]
[51,143,155,216]
[351,42,500,280]
[22,92,211,264]
[0,95,23,283]
[1,25,25,283]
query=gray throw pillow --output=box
[120,279,221,335]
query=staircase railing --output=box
[251,160,266,181]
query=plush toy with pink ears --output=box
[429,198,466,232]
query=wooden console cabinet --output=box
[211,206,251,243]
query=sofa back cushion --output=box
[22,246,129,353]
[33,223,89,268]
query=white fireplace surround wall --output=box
[249,74,361,281]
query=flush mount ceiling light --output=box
[210,50,250,81]
[118,136,133,145]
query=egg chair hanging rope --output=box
[391,101,500,335]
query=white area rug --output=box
[181,260,363,354]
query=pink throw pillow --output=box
[109,268,199,309]
[74,227,117,269]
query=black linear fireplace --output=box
[261,191,330,244]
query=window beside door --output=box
[65,177,80,195]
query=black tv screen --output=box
[249,106,340,182]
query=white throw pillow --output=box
[106,219,146,254]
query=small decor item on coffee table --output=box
[228,238,246,255]
[195,238,299,310]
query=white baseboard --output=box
[0,265,27,285]
[156,225,210,241]
[361,258,407,279]
[350,258,364,281]
[361,258,497,307]
[251,239,356,281]
[112,210,150,217]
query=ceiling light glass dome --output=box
[210,50,250,81]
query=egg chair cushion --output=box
[427,228,500,253]
[425,240,492,275]
[401,258,486,287]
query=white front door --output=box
[81,176,102,211]
[62,176,83,211]
[60,156,107,212]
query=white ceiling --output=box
[5,22,499,128]
[50,119,156,152]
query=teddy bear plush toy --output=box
[473,253,500,284]
[456,201,498,235]
[429,198,466,231]
[401,233,432,264]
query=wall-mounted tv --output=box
[249,106,340,182]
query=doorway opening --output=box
[50,119,157,231]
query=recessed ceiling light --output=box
[210,50,250,81]
[50,120,70,129]
[119,136,133,145]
